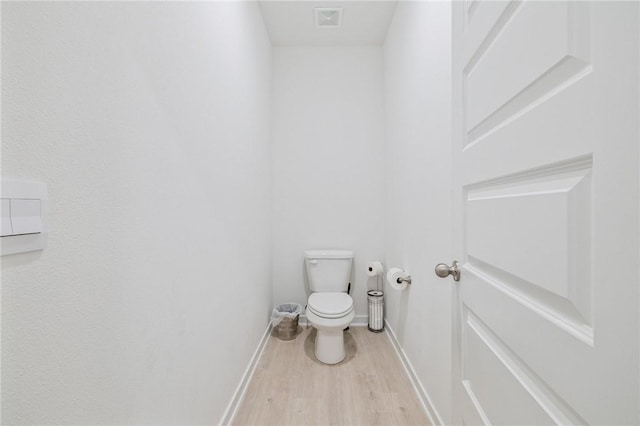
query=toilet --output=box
[304,249,355,365]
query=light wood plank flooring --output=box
[232,326,431,426]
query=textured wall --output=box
[271,46,386,320]
[383,2,453,423]
[1,2,272,424]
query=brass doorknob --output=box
[435,261,460,282]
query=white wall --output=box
[272,46,385,320]
[383,2,453,424]
[1,2,272,424]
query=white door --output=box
[451,1,639,425]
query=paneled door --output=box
[451,1,639,424]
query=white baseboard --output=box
[384,319,444,426]
[351,314,368,326]
[219,322,272,426]
[298,314,369,327]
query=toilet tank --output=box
[304,250,353,292]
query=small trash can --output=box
[271,303,302,341]
[368,290,384,332]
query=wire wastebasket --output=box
[367,290,384,332]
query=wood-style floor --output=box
[232,326,431,426]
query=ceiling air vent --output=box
[314,7,343,29]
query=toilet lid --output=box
[308,292,353,319]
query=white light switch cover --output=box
[11,199,42,235]
[1,198,12,237]
[1,179,48,256]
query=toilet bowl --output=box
[306,292,355,364]
[304,250,354,365]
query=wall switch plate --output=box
[1,179,48,256]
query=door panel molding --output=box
[463,1,591,148]
[463,306,588,425]
[465,258,593,345]
[463,156,593,342]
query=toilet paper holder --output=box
[396,275,412,285]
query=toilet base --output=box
[306,308,355,365]
[315,329,346,364]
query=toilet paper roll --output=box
[387,267,409,291]
[366,261,384,277]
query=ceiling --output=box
[258,1,399,46]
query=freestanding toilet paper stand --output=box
[367,289,384,332]
[367,270,384,332]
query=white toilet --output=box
[304,249,355,365]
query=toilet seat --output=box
[308,292,353,319]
